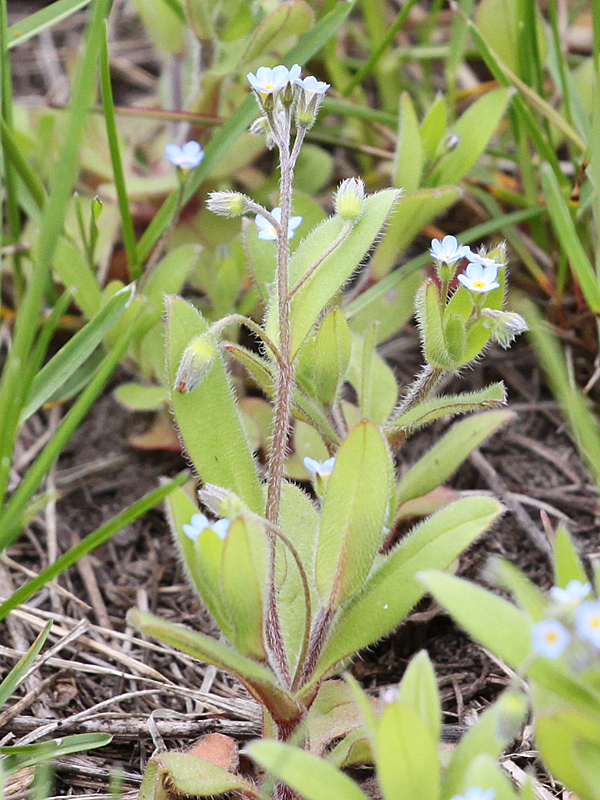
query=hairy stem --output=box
[388,364,444,424]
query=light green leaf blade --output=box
[316,421,393,605]
[113,382,168,411]
[266,190,399,357]
[370,187,460,278]
[419,570,531,669]
[389,383,506,435]
[8,0,93,48]
[53,235,102,317]
[22,285,135,423]
[241,0,314,65]
[165,296,264,513]
[128,609,302,723]
[396,409,515,506]
[420,95,447,161]
[429,87,513,186]
[554,523,588,588]
[398,650,441,742]
[314,497,503,681]
[1,733,111,776]
[248,740,369,800]
[394,92,423,192]
[376,702,440,800]
[463,754,520,800]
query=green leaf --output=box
[541,162,600,313]
[398,651,441,742]
[415,279,454,369]
[1,734,111,776]
[314,497,503,681]
[420,95,447,161]
[113,382,168,411]
[277,484,320,673]
[376,702,440,800]
[554,523,588,588]
[129,609,303,724]
[443,689,527,799]
[7,0,93,48]
[139,752,257,800]
[492,558,547,621]
[314,309,352,406]
[346,267,422,345]
[165,485,233,638]
[166,296,264,514]
[429,87,513,186]
[463,754,520,800]
[0,472,189,620]
[389,383,506,435]
[535,709,600,800]
[394,92,423,192]
[0,622,52,709]
[21,285,135,423]
[396,409,515,506]
[248,740,369,800]
[370,187,460,278]
[53,235,102,317]
[221,516,266,660]
[241,0,314,65]
[348,332,398,426]
[316,421,393,606]
[419,570,531,669]
[266,190,399,358]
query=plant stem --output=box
[388,364,444,423]
[264,105,298,687]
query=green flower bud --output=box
[334,178,365,222]
[175,334,217,393]
[207,191,249,217]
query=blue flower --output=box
[303,456,336,478]
[254,207,302,241]
[457,260,501,294]
[247,64,301,95]
[531,619,570,658]
[294,74,330,96]
[429,235,471,264]
[182,513,230,542]
[165,141,204,170]
[550,579,591,605]
[576,599,600,647]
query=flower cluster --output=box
[531,579,600,660]
[430,235,503,295]
[247,63,330,131]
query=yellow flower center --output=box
[545,631,558,643]
[472,280,486,290]
[590,616,600,629]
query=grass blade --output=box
[0,472,189,621]
[21,285,135,422]
[0,622,52,707]
[0,0,112,510]
[7,0,93,49]
[540,162,600,312]
[0,311,143,550]
[99,25,138,277]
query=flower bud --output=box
[207,191,249,218]
[175,334,217,393]
[249,116,277,149]
[334,178,365,222]
[295,92,323,130]
[481,309,528,348]
[198,484,247,519]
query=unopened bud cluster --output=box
[334,178,365,222]
[481,309,528,348]
[175,334,217,394]
[207,192,249,218]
